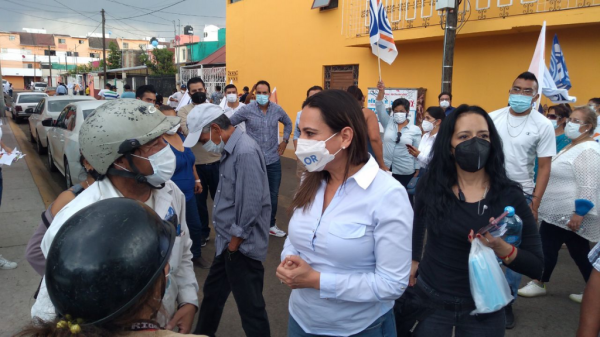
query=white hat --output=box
[183,104,225,148]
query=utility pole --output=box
[441,1,459,94]
[48,46,52,86]
[74,44,78,75]
[34,53,37,82]
[173,21,178,67]
[101,9,107,87]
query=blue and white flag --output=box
[549,34,572,90]
[369,0,398,65]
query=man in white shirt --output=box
[489,71,556,329]
[169,85,185,108]
[223,84,246,132]
[31,99,199,333]
[97,83,111,99]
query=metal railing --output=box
[179,66,226,95]
[343,0,600,38]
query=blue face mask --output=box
[508,94,533,114]
[256,94,269,105]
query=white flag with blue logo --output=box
[369,0,398,65]
[549,34,572,90]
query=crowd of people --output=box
[1,71,599,337]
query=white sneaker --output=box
[0,255,17,270]
[569,293,583,303]
[269,225,287,237]
[518,281,547,297]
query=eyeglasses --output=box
[395,132,402,144]
[546,114,558,120]
[568,118,587,125]
[509,87,536,96]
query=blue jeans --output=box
[266,159,282,227]
[288,309,396,337]
[412,279,505,337]
[186,197,203,258]
[504,193,533,301]
[195,162,220,240]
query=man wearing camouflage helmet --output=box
[30,99,199,334]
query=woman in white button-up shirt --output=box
[276,90,413,337]
[407,106,446,169]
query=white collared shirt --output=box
[224,102,246,132]
[33,178,198,326]
[281,156,413,335]
[416,132,437,168]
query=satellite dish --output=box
[184,25,193,35]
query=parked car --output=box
[45,101,106,187]
[31,82,48,92]
[12,92,48,123]
[28,96,96,154]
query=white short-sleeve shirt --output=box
[490,107,556,194]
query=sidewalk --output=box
[0,116,48,336]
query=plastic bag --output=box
[468,238,512,315]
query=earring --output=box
[342,146,346,150]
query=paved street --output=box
[0,114,587,337]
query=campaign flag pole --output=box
[369,0,397,81]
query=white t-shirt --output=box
[169,92,183,108]
[490,107,556,194]
[97,89,107,98]
[224,102,246,132]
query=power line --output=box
[111,0,188,20]
[0,7,105,29]
[53,0,100,27]
[1,0,87,15]
[107,0,225,19]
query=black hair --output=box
[417,104,522,235]
[243,86,249,92]
[79,154,100,181]
[589,98,600,105]
[105,83,111,89]
[111,86,117,91]
[438,92,452,100]
[135,85,156,99]
[346,86,364,101]
[224,84,237,92]
[187,77,205,90]
[159,105,175,114]
[255,80,271,93]
[306,86,324,98]
[124,84,131,90]
[155,94,163,106]
[515,71,539,91]
[215,85,222,91]
[392,98,410,112]
[426,106,446,121]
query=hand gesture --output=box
[567,214,584,232]
[276,255,320,290]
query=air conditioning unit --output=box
[435,0,455,10]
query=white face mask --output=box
[130,145,176,187]
[295,133,341,172]
[226,93,237,103]
[550,119,559,130]
[202,129,225,153]
[440,100,450,108]
[165,124,180,135]
[393,112,407,124]
[564,122,587,140]
[422,120,435,132]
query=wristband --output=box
[195,180,201,183]
[499,245,516,262]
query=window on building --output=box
[9,35,15,41]
[79,40,84,44]
[312,0,339,10]
[44,50,56,56]
[230,0,242,3]
[74,52,79,57]
[204,32,208,38]
[66,51,72,56]
[58,38,66,43]
[123,42,129,49]
[27,64,33,69]
[1,48,7,53]
[90,53,100,58]
[182,51,186,61]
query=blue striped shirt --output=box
[590,242,600,272]
[213,128,271,261]
[229,101,292,165]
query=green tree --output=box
[107,41,122,70]
[139,47,176,75]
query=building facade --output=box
[226,0,600,133]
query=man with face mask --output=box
[230,80,292,238]
[439,91,455,116]
[489,71,556,329]
[223,84,246,132]
[30,99,199,333]
[184,104,271,337]
[177,77,220,252]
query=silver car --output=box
[12,92,48,123]
[45,100,107,187]
[28,96,97,154]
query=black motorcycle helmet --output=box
[45,198,176,325]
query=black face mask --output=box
[453,137,491,172]
[191,91,206,104]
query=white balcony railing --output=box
[343,0,600,38]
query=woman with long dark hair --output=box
[402,105,543,336]
[277,90,412,336]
